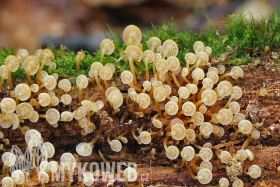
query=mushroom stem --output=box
[26,67,34,85]
[223,95,233,109]
[195,59,202,68]
[7,68,13,90]
[0,74,6,91]
[195,98,207,107]
[78,85,83,103]
[230,128,243,140]
[152,61,157,78]
[172,71,181,88]
[178,97,183,110]
[145,60,150,81]
[36,57,47,85]
[36,101,41,110]
[125,80,142,92]
[182,74,190,83]
[219,73,232,81]
[88,126,106,146]
[2,159,8,177]
[131,126,141,144]
[186,162,201,180]
[103,79,109,89]
[165,73,174,91]
[125,176,144,187]
[80,181,85,187]
[100,48,106,62]
[41,179,45,187]
[241,136,252,150]
[191,158,202,173]
[193,143,203,150]
[155,98,163,118]
[128,57,137,86]
[94,73,106,94]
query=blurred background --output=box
[0,0,278,52]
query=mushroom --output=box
[191,68,205,86]
[41,142,55,161]
[76,51,84,72]
[217,65,225,75]
[107,90,123,112]
[206,71,219,84]
[156,59,171,87]
[136,93,150,113]
[195,51,209,68]
[36,93,51,109]
[60,152,76,173]
[241,129,260,150]
[25,130,42,162]
[224,86,242,108]
[0,65,8,91]
[30,84,39,93]
[38,71,48,83]
[99,66,113,89]
[1,152,16,177]
[39,75,57,91]
[121,71,143,92]
[244,165,261,178]
[162,39,178,59]
[124,45,143,85]
[217,81,233,98]
[198,122,213,139]
[143,50,155,81]
[232,179,243,187]
[230,120,252,140]
[152,53,162,77]
[139,130,162,145]
[177,101,196,117]
[185,129,196,141]
[216,150,232,164]
[89,62,104,93]
[40,161,50,172]
[185,53,196,71]
[163,101,178,116]
[178,87,190,108]
[39,108,60,126]
[11,170,25,186]
[122,25,142,46]
[195,148,213,161]
[166,123,186,140]
[16,49,29,64]
[187,162,212,184]
[76,75,88,103]
[1,98,16,114]
[198,78,214,99]
[35,49,43,60]
[60,94,72,105]
[219,178,229,187]
[124,167,143,187]
[36,49,54,84]
[107,129,122,152]
[256,88,267,98]
[219,66,243,81]
[228,102,240,114]
[81,100,99,121]
[1,177,14,187]
[16,102,34,121]
[4,55,19,90]
[58,79,71,94]
[232,150,248,161]
[177,146,195,168]
[204,47,212,56]
[142,81,151,93]
[22,55,39,85]
[191,158,212,172]
[193,41,205,54]
[81,172,94,187]
[153,86,167,117]
[100,39,115,61]
[147,37,161,52]
[167,56,181,88]
[38,171,49,187]
[164,145,179,160]
[15,83,31,104]
[29,111,39,123]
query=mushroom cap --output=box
[83,172,95,186]
[162,39,179,58]
[156,59,169,74]
[171,124,186,140]
[232,179,243,187]
[2,152,16,166]
[7,113,20,129]
[238,120,253,134]
[231,86,242,99]
[181,67,189,77]
[245,149,254,161]
[153,86,167,102]
[58,79,71,92]
[170,118,184,126]
[208,67,218,74]
[236,150,248,161]
[192,112,205,126]
[201,90,217,106]
[220,151,232,164]
[166,145,179,160]
[121,71,134,84]
[200,160,212,171]
[73,106,87,120]
[124,167,138,182]
[170,96,179,103]
[196,52,209,65]
[143,50,155,63]
[231,66,243,79]
[147,37,161,51]
[95,100,104,110]
[143,81,151,91]
[199,148,213,161]
[16,49,29,63]
[228,102,240,114]
[199,104,207,114]
[217,81,233,97]
[219,178,229,187]
[167,56,180,71]
[123,25,142,46]
[100,39,115,55]
[61,111,73,122]
[38,171,49,183]
[137,93,151,109]
[41,142,55,158]
[233,113,245,123]
[76,142,93,156]
[105,87,120,98]
[38,93,51,107]
[78,117,87,128]
[217,65,225,74]
[76,75,88,89]
[0,65,8,79]
[100,66,113,80]
[40,161,50,172]
[204,47,212,56]
[197,168,212,184]
[40,49,54,66]
[43,75,57,90]
[38,71,48,83]
[259,88,267,96]
[84,122,94,134]
[186,84,198,94]
[181,102,196,116]
[178,87,190,99]
[206,71,219,84]
[15,83,31,101]
[184,53,196,65]
[61,94,72,105]
[60,152,76,171]
[5,55,19,72]
[200,122,213,136]
[139,131,151,144]
[129,91,137,101]
[154,53,162,62]
[76,51,84,62]
[11,170,25,184]
[193,41,205,53]
[218,109,233,125]
[16,102,34,119]
[251,129,260,139]
[49,161,59,173]
[165,101,178,115]
[192,68,205,80]
[152,80,162,88]
[157,46,162,54]
[0,131,3,138]
[217,127,225,137]
[30,84,39,92]
[25,129,41,147]
[45,108,60,125]
[90,62,103,74]
[124,45,143,62]
[202,78,214,89]
[1,98,16,113]
[181,146,195,161]
[110,139,122,152]
[108,90,123,108]
[22,55,39,75]
[1,177,14,187]
[185,129,196,141]
[105,63,116,74]
[152,118,162,128]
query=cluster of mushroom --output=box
[0,24,264,186]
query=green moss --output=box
[0,6,280,80]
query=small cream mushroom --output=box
[16,49,29,64]
[165,145,179,160]
[163,101,178,116]
[153,86,167,117]
[217,81,233,98]
[177,101,196,117]
[99,66,113,89]
[29,111,39,123]
[0,98,16,113]
[216,150,232,164]
[122,25,142,46]
[219,177,229,187]
[16,102,34,121]
[36,49,54,84]
[232,179,243,187]
[76,75,88,103]
[124,167,143,187]
[195,51,209,68]
[36,93,51,109]
[230,120,252,140]
[224,86,242,108]
[162,39,178,59]
[81,172,95,187]
[39,108,60,126]
[42,142,55,161]
[139,130,161,145]
[30,84,39,93]
[198,122,213,139]
[105,63,115,73]
[219,66,243,81]
[136,93,150,113]
[100,39,115,61]
[22,55,39,85]
[0,65,8,91]
[121,71,142,92]
[38,171,49,187]
[60,94,72,105]
[58,79,71,94]
[2,152,16,177]
[193,41,205,53]
[147,37,161,52]
[60,111,73,122]
[4,55,19,90]
[11,170,25,186]
[15,83,31,104]
[191,68,205,86]
[60,152,76,171]
[195,148,213,161]
[187,162,212,185]
[40,75,57,91]
[1,177,14,187]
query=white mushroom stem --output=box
[128,57,137,86]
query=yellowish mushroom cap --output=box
[238,120,253,134]
[153,86,167,102]
[60,152,76,171]
[167,56,180,71]
[124,45,143,62]
[193,41,205,53]
[217,81,233,97]
[40,161,50,172]
[156,59,169,74]
[121,71,134,84]
[30,84,39,92]
[58,79,71,92]
[147,37,161,51]
[43,75,57,90]
[105,63,116,73]
[200,122,213,136]
[165,101,178,115]
[76,142,93,156]
[16,102,34,119]
[15,83,31,101]
[206,71,219,84]
[181,146,195,161]
[219,178,229,187]
[38,93,51,107]
[139,131,151,145]
[1,177,14,187]
[11,170,25,184]
[166,145,179,160]
[45,108,60,125]
[152,118,162,128]
[186,83,198,94]
[170,124,186,140]
[108,90,123,108]
[25,129,41,147]
[48,161,59,173]
[123,25,142,46]
[2,152,16,167]
[22,55,39,75]
[29,111,39,123]
[232,179,243,187]
[192,68,205,81]
[197,168,212,184]
[217,109,233,125]
[38,171,49,183]
[162,39,179,58]
[185,53,196,65]
[235,150,248,161]
[76,75,88,89]
[170,96,178,103]
[82,172,95,186]
[39,71,48,83]
[124,167,138,182]
[100,39,115,55]
[0,65,8,79]
[40,49,54,66]
[143,81,151,91]
[16,49,29,63]
[90,62,103,74]
[5,55,19,72]
[185,129,196,141]
[230,66,243,79]
[200,160,212,171]
[61,111,73,122]
[178,87,190,99]
[137,93,151,109]
[1,98,16,113]
[198,148,213,161]
[110,139,122,152]
[219,151,232,164]
[51,96,59,106]
[228,102,240,114]
[217,64,225,74]
[181,102,196,116]
[60,94,72,105]
[81,100,99,113]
